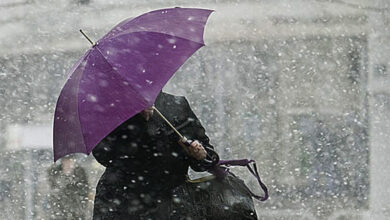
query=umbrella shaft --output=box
[152,106,184,139]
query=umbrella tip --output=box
[79,29,96,46]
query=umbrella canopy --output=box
[53,7,213,161]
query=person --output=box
[92,91,216,219]
[47,156,90,220]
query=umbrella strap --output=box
[210,159,269,201]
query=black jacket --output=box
[92,92,215,219]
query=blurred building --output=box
[0,0,389,219]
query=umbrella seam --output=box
[75,50,92,156]
[93,46,149,107]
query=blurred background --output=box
[0,0,389,219]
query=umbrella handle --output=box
[180,136,192,147]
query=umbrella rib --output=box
[93,46,149,107]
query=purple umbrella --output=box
[53,7,214,161]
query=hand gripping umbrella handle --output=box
[180,137,219,168]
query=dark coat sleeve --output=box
[182,98,217,172]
